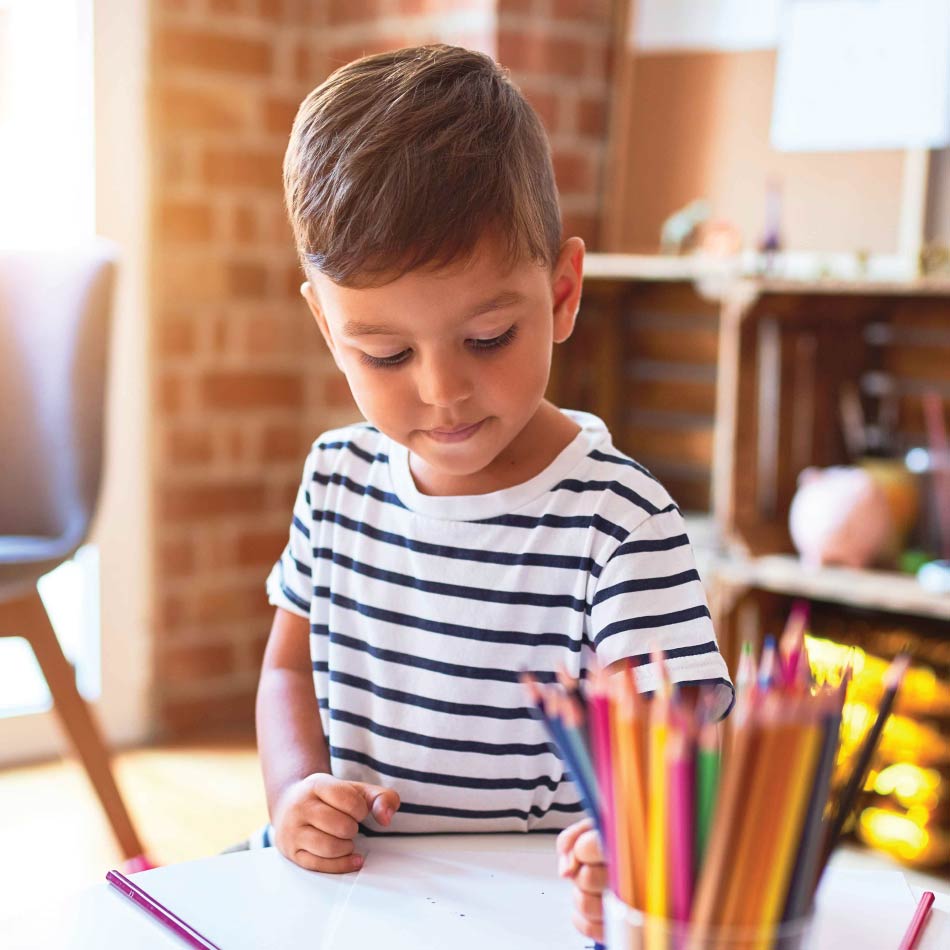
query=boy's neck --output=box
[407,401,581,497]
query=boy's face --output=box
[302,234,584,495]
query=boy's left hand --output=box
[556,817,607,943]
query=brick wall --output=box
[149,0,613,736]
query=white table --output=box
[4,834,949,949]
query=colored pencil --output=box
[819,654,910,871]
[898,891,935,950]
[693,714,719,869]
[106,870,222,950]
[667,722,694,923]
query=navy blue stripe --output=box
[315,438,388,466]
[323,590,579,651]
[331,747,561,792]
[320,629,561,685]
[276,559,310,612]
[329,669,537,720]
[309,510,600,574]
[330,707,554,756]
[588,448,657,482]
[396,800,584,822]
[291,554,312,578]
[612,533,689,558]
[553,478,663,516]
[312,471,407,509]
[475,512,631,542]
[592,569,700,608]
[594,604,712,647]
[291,513,311,540]
[313,549,587,613]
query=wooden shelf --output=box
[711,553,950,622]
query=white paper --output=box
[772,0,950,151]
[813,869,917,949]
[327,843,587,950]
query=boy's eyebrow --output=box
[342,291,525,337]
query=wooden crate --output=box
[712,279,950,555]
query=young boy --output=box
[256,45,733,943]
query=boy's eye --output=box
[467,325,517,351]
[360,348,411,369]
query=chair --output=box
[0,242,147,864]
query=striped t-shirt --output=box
[266,409,733,834]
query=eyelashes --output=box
[359,324,518,370]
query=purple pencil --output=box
[106,869,222,949]
[667,724,694,923]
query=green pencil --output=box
[695,716,720,870]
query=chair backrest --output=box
[0,242,117,547]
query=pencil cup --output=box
[603,891,814,950]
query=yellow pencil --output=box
[646,690,669,950]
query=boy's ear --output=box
[301,281,344,372]
[551,236,585,344]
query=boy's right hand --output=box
[272,773,400,873]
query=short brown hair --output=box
[283,45,561,287]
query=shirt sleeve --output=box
[589,507,734,719]
[265,447,317,619]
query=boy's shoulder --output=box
[305,420,389,471]
[566,411,679,523]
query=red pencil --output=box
[898,891,935,950]
[106,869,222,949]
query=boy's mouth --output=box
[425,419,486,443]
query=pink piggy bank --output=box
[788,466,894,569]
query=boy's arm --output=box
[256,606,330,817]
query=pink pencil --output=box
[898,891,935,950]
[667,723,694,922]
[587,677,619,897]
[106,870,222,949]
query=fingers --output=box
[571,910,604,944]
[572,887,604,923]
[556,817,594,857]
[292,848,364,874]
[354,782,401,826]
[295,825,357,860]
[574,861,608,894]
[310,775,372,822]
[573,827,604,865]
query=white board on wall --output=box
[633,0,781,52]
[772,0,950,152]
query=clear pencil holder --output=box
[603,891,815,950]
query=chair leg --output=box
[2,590,146,861]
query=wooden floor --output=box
[0,735,267,919]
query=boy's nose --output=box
[416,356,472,408]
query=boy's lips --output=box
[424,418,486,443]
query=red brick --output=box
[553,149,595,194]
[160,482,267,521]
[323,374,355,409]
[256,0,286,21]
[160,688,256,737]
[155,27,273,75]
[166,426,214,465]
[157,199,214,243]
[195,586,269,624]
[561,210,598,246]
[227,262,269,298]
[550,0,609,21]
[202,146,283,189]
[576,95,606,138]
[157,371,186,414]
[233,205,258,244]
[201,371,303,409]
[156,314,198,358]
[158,537,197,578]
[154,83,249,133]
[209,0,242,13]
[164,641,238,684]
[236,527,288,568]
[265,93,301,136]
[498,32,588,77]
[262,423,307,460]
[327,0,384,25]
[524,88,558,133]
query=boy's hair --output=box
[283,44,561,287]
